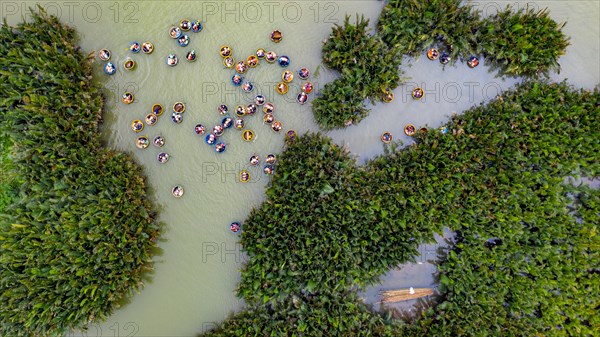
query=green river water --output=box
[2,1,598,336]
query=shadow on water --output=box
[391,294,442,323]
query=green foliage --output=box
[0,134,17,212]
[238,133,438,303]
[311,78,370,129]
[377,0,480,61]
[373,81,598,335]
[201,292,405,337]
[415,185,599,336]
[377,1,569,77]
[319,1,570,130]
[479,7,570,77]
[313,15,403,130]
[0,9,161,336]
[207,81,598,336]
[322,15,383,72]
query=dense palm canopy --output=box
[378,0,480,60]
[204,81,599,336]
[478,7,570,77]
[313,15,403,129]
[203,291,404,337]
[375,81,599,336]
[0,10,161,336]
[0,5,593,337]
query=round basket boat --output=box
[265,154,276,164]
[256,48,267,59]
[271,121,283,133]
[298,68,309,80]
[178,34,190,47]
[220,45,232,58]
[131,120,144,133]
[215,142,227,153]
[98,49,111,61]
[171,112,183,124]
[172,185,184,198]
[412,87,424,100]
[286,129,297,141]
[157,152,169,164]
[103,62,116,75]
[124,58,136,71]
[234,118,245,129]
[301,81,313,94]
[263,113,274,124]
[254,95,265,105]
[221,117,233,129]
[296,92,308,105]
[276,82,288,95]
[246,104,257,115]
[467,55,479,68]
[129,42,141,53]
[186,50,197,62]
[122,92,134,104]
[145,114,158,126]
[218,104,229,115]
[152,103,164,116]
[249,155,260,166]
[205,133,217,145]
[282,70,294,83]
[263,102,274,114]
[169,26,182,39]
[142,42,154,54]
[265,51,277,63]
[231,74,243,86]
[242,129,255,142]
[440,53,450,65]
[239,170,250,183]
[235,105,246,117]
[381,132,393,144]
[173,102,186,113]
[213,125,224,136]
[194,123,206,135]
[230,221,241,232]
[256,48,266,59]
[404,124,416,136]
[419,127,429,135]
[382,91,394,103]
[242,81,254,93]
[247,55,259,67]
[263,164,274,175]
[191,20,203,33]
[427,48,439,60]
[223,56,235,68]
[166,54,178,66]
[235,61,248,74]
[271,30,282,43]
[278,55,290,67]
[180,19,191,31]
[153,135,165,147]
[135,136,149,149]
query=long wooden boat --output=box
[379,288,434,303]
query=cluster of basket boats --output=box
[98,22,480,229]
[379,48,479,144]
[96,24,318,233]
